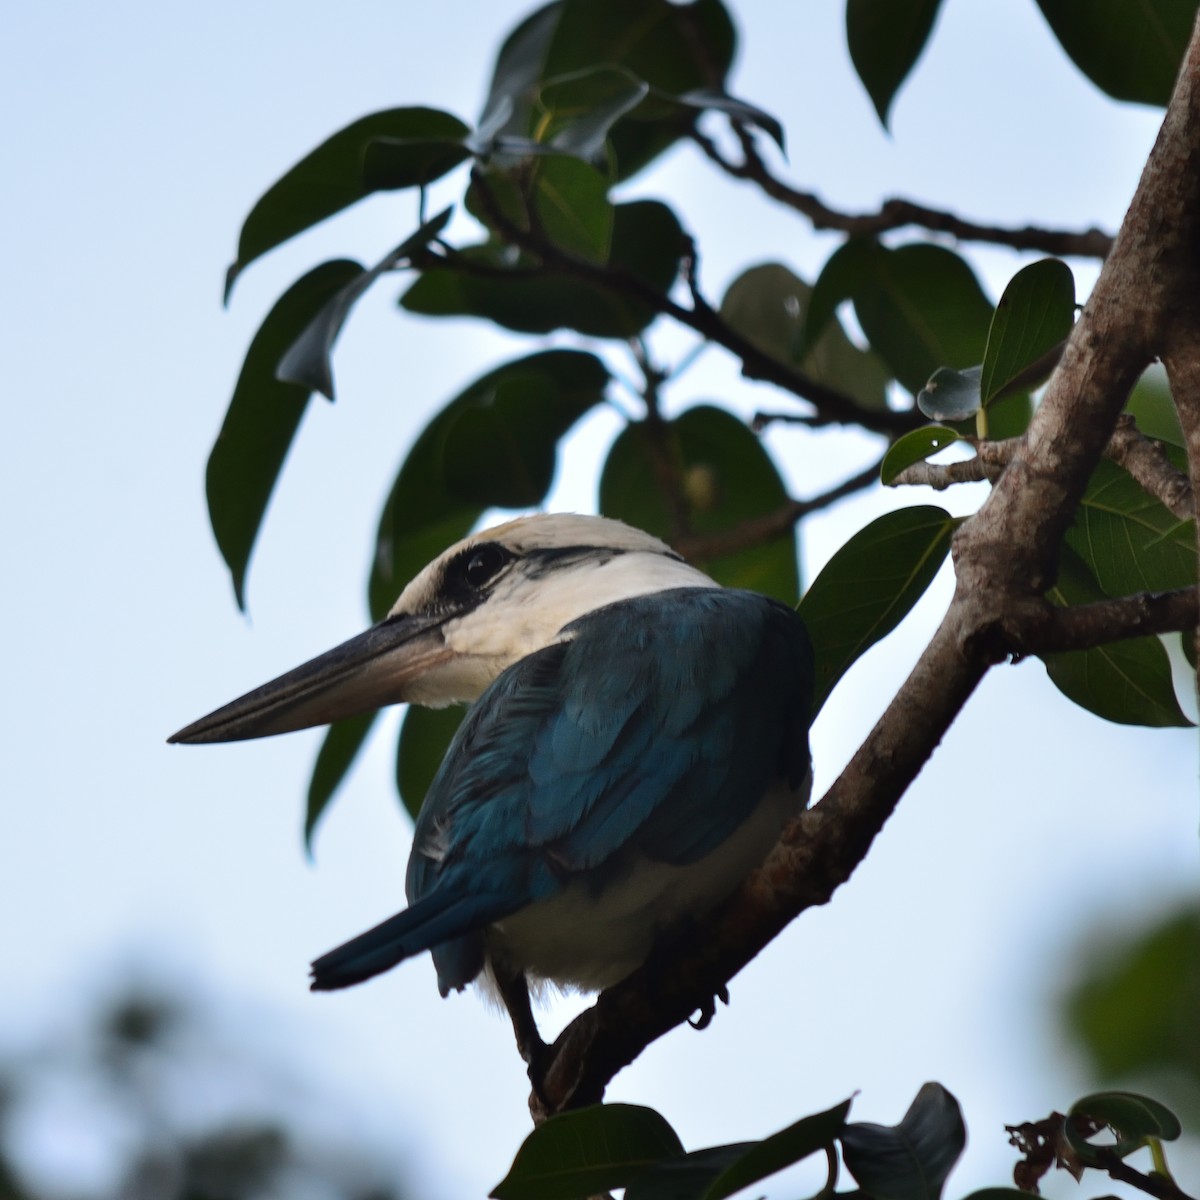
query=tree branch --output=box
[532,15,1200,1116]
[693,125,1115,260]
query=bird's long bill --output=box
[168,613,451,745]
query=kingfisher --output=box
[170,515,814,1063]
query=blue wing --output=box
[311,588,813,995]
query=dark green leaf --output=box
[396,705,467,822]
[207,260,363,610]
[979,389,1034,440]
[1067,460,1197,597]
[880,426,962,485]
[600,406,800,603]
[1125,365,1184,447]
[721,263,890,411]
[305,713,377,850]
[276,209,452,400]
[980,260,1075,406]
[1043,547,1191,727]
[702,1098,852,1200]
[624,1144,755,1200]
[810,242,993,393]
[673,87,785,152]
[539,66,650,161]
[359,137,470,193]
[440,370,584,508]
[846,0,945,128]
[490,1103,684,1200]
[841,1082,965,1200]
[1034,0,1194,106]
[1064,904,1200,1119]
[1070,1091,1182,1145]
[403,200,683,337]
[369,350,610,619]
[227,108,469,296]
[533,156,613,263]
[799,506,957,713]
[917,366,982,422]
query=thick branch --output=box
[533,16,1200,1116]
[693,126,1115,259]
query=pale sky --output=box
[3,2,1196,1197]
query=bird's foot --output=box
[688,983,730,1030]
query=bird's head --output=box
[169,514,716,744]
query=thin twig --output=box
[692,126,1115,259]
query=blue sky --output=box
[3,3,1196,1197]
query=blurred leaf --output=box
[810,242,993,393]
[1065,903,1200,1120]
[539,66,650,161]
[1034,0,1194,106]
[403,200,683,337]
[1125,365,1184,446]
[227,107,469,296]
[207,260,363,610]
[980,259,1075,406]
[305,713,377,851]
[397,705,467,821]
[979,389,1034,440]
[359,136,471,192]
[1066,460,1197,597]
[700,1098,852,1200]
[721,263,890,411]
[370,349,610,620]
[917,366,982,422]
[441,369,586,508]
[1043,546,1191,727]
[799,506,957,713]
[880,426,962,485]
[673,87,785,151]
[277,208,453,400]
[841,1083,965,1200]
[600,405,800,602]
[846,0,945,127]
[491,1103,684,1200]
[533,156,613,263]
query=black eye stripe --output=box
[440,542,514,603]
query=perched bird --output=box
[170,515,814,1061]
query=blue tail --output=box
[309,889,512,991]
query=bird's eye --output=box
[461,543,510,589]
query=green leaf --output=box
[624,1145,755,1200]
[721,263,890,411]
[980,259,1075,406]
[841,1082,965,1200]
[276,208,453,401]
[701,1098,852,1200]
[396,705,467,822]
[880,426,962,486]
[227,107,469,297]
[369,349,610,620]
[600,406,800,603]
[1043,547,1192,728]
[533,156,614,263]
[799,506,957,713]
[1125,365,1184,447]
[1067,459,1197,597]
[403,200,683,337]
[810,242,994,394]
[846,0,945,128]
[1034,0,1195,107]
[1064,904,1200,1114]
[359,137,471,193]
[490,1103,684,1200]
[538,66,650,161]
[1070,1091,1182,1146]
[305,713,377,851]
[916,366,982,422]
[207,260,363,610]
[673,87,786,152]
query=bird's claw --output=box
[688,984,730,1030]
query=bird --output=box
[169,514,814,1065]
